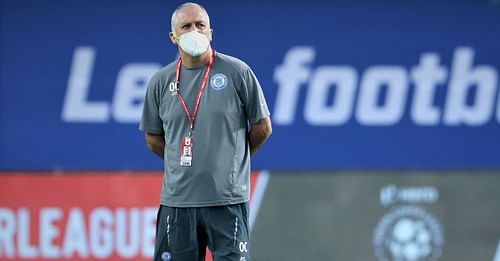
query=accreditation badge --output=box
[180,136,193,167]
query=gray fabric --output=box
[140,52,270,207]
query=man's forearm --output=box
[145,133,165,159]
[249,117,272,156]
[150,144,165,159]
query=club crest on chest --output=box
[210,73,228,90]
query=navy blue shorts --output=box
[153,203,251,261]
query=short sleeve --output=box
[139,73,164,134]
[241,67,271,124]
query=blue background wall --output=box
[1,0,499,170]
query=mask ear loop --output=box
[170,32,181,45]
[172,32,179,40]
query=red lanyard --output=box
[175,50,215,131]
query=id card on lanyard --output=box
[175,50,215,167]
[180,135,193,167]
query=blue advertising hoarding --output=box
[1,0,499,170]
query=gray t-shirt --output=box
[140,52,270,207]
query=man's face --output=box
[172,6,212,43]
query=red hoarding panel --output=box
[0,171,265,260]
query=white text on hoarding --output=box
[0,207,156,259]
[61,46,499,126]
[274,46,499,126]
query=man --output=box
[139,2,272,261]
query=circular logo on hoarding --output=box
[373,206,444,261]
[161,251,172,261]
[210,73,228,90]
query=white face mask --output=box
[177,31,210,57]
